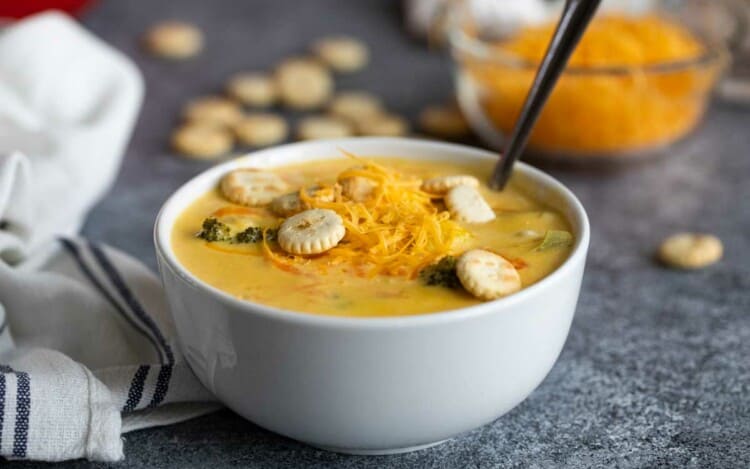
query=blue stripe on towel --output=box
[88,242,175,365]
[88,242,175,407]
[122,365,150,412]
[0,365,30,458]
[0,372,5,448]
[12,371,29,458]
[147,365,173,408]
[60,239,166,364]
[62,238,177,409]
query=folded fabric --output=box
[0,12,217,462]
[0,11,140,262]
[0,238,218,461]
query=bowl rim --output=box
[154,137,590,330]
[448,4,731,76]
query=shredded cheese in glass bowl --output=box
[449,0,730,161]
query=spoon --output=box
[489,0,603,190]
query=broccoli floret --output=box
[197,217,233,242]
[235,226,263,243]
[234,226,278,243]
[198,217,278,244]
[419,256,461,289]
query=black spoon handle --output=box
[489,0,602,190]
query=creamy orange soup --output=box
[172,157,573,317]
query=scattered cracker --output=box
[183,96,243,127]
[328,91,383,123]
[356,114,409,136]
[658,233,723,269]
[312,36,369,72]
[457,249,522,300]
[421,175,479,194]
[270,186,336,217]
[171,123,233,159]
[297,116,354,140]
[221,169,289,206]
[445,184,496,223]
[278,209,346,255]
[226,72,277,108]
[143,20,204,59]
[339,175,376,202]
[271,191,308,217]
[275,57,334,110]
[234,113,288,147]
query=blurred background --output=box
[6,0,750,167]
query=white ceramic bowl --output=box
[154,138,590,454]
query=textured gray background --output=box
[13,0,750,467]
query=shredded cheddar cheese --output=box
[296,153,470,278]
[464,14,722,156]
[262,233,306,274]
[501,15,704,67]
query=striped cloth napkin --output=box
[0,12,217,462]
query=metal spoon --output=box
[489,0,603,190]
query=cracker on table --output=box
[143,20,203,59]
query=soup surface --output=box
[171,157,573,317]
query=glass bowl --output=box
[449,0,731,161]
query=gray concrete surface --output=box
[12,0,750,467]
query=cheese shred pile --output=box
[298,154,469,278]
[467,14,718,155]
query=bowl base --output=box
[311,438,450,455]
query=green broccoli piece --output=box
[235,226,263,243]
[197,217,233,242]
[197,217,279,244]
[535,230,573,251]
[419,256,461,289]
[234,226,279,243]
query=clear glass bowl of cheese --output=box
[449,0,731,161]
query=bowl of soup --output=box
[154,137,590,454]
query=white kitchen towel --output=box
[0,11,218,462]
